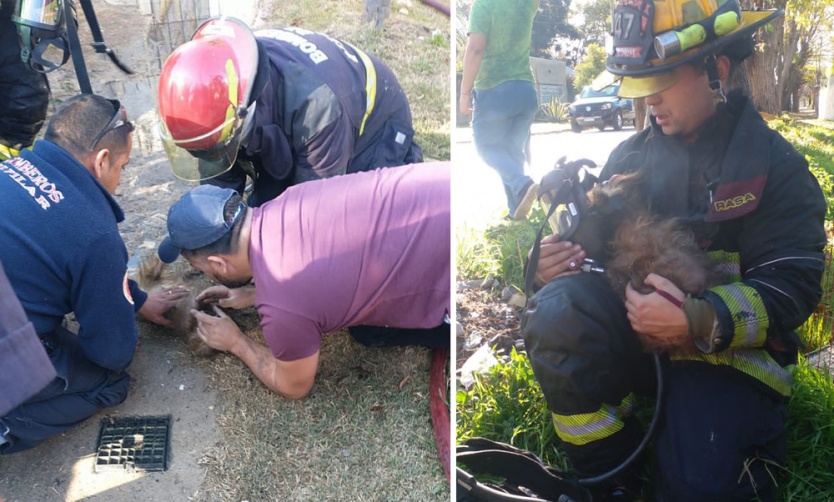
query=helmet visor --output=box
[548,201,581,240]
[14,0,63,29]
[619,70,682,98]
[158,115,244,181]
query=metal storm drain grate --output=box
[95,415,172,472]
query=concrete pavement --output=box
[453,121,572,144]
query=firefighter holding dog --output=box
[524,1,826,500]
[157,17,423,207]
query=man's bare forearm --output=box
[228,335,317,400]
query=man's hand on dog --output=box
[139,286,189,326]
[196,285,255,309]
[533,234,586,286]
[191,305,244,353]
[625,273,691,351]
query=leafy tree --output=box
[572,43,607,90]
[552,0,611,65]
[742,0,834,114]
[532,0,581,57]
[579,0,612,46]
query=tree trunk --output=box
[633,98,647,132]
[743,0,789,114]
[364,0,391,29]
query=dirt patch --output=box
[455,281,525,372]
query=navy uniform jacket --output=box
[209,26,421,205]
[0,141,146,371]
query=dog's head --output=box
[568,171,649,264]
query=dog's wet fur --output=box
[569,171,719,299]
[135,255,217,357]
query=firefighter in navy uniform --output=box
[522,1,826,500]
[0,0,50,161]
[0,95,188,454]
[157,17,422,207]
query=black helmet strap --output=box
[17,23,71,73]
[705,54,726,104]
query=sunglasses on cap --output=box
[89,99,135,151]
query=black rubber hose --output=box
[577,351,664,486]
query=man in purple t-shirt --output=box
[158,162,450,399]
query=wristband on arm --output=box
[682,296,722,353]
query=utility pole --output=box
[364,0,391,29]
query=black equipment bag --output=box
[456,438,592,502]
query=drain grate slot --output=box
[95,415,172,472]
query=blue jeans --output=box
[0,327,131,454]
[472,80,538,214]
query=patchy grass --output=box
[200,331,445,501]
[456,206,547,290]
[456,349,569,471]
[778,361,834,501]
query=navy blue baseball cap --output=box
[158,185,246,263]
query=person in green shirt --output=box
[459,0,539,220]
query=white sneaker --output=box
[511,182,538,220]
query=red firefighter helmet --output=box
[157,17,258,181]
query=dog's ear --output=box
[135,255,166,291]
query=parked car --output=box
[568,82,635,133]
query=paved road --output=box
[452,124,639,232]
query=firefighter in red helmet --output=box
[158,17,422,206]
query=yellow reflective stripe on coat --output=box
[551,394,635,446]
[0,144,21,161]
[707,250,741,283]
[709,282,769,349]
[671,348,792,396]
[346,43,377,137]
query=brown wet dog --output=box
[560,171,721,353]
[134,255,217,357]
[567,170,719,299]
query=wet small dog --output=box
[134,255,217,357]
[561,171,721,353]
[566,170,719,299]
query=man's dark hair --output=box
[182,194,247,260]
[44,94,131,158]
